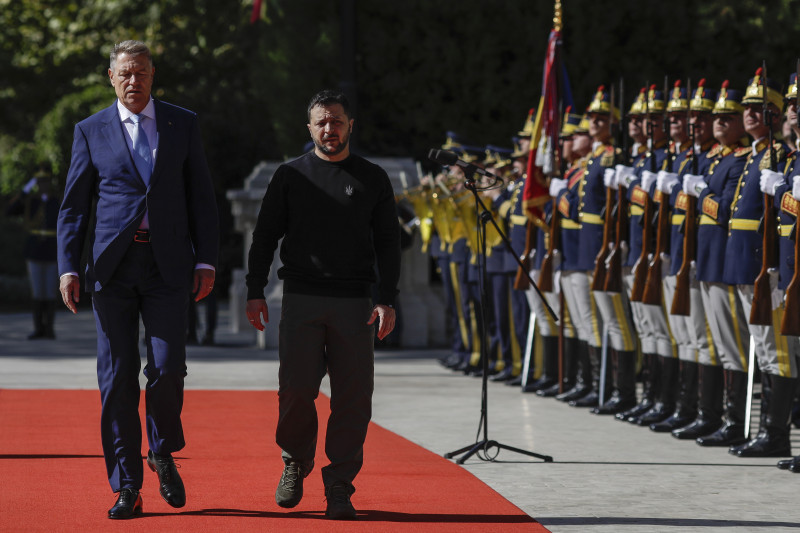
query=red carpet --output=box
[0,390,547,532]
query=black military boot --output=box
[538,337,578,397]
[632,355,678,425]
[27,300,45,340]
[557,340,591,402]
[522,336,558,392]
[673,364,724,439]
[593,350,637,415]
[651,360,698,432]
[697,369,748,447]
[617,352,659,421]
[570,344,606,407]
[730,374,795,458]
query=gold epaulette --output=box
[734,146,751,158]
[759,142,786,170]
[707,144,723,159]
[600,146,617,167]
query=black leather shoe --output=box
[696,423,747,447]
[630,403,674,426]
[536,382,562,397]
[671,418,723,440]
[650,413,696,433]
[591,396,637,415]
[147,450,186,508]
[108,488,142,519]
[789,457,800,473]
[506,375,523,386]
[556,384,589,402]
[615,399,653,422]
[490,368,516,382]
[729,429,792,458]
[569,390,599,408]
[777,457,796,470]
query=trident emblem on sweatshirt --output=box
[345,185,354,197]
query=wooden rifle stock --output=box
[670,195,697,315]
[630,194,653,302]
[604,186,629,293]
[781,222,800,334]
[538,199,561,293]
[591,187,616,291]
[750,192,778,325]
[514,221,535,290]
[642,189,670,305]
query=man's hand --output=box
[60,274,80,314]
[246,298,269,331]
[367,304,396,340]
[192,268,215,302]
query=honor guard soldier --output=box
[547,109,605,404]
[620,84,675,426]
[665,80,727,439]
[683,81,752,447]
[482,146,525,382]
[612,87,657,422]
[775,73,800,472]
[433,132,474,372]
[649,80,708,434]
[724,68,796,458]
[748,70,800,458]
[527,110,584,396]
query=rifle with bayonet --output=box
[604,78,628,293]
[591,84,617,291]
[643,77,680,305]
[671,91,698,316]
[782,58,800,335]
[630,82,659,302]
[751,61,779,326]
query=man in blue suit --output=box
[57,40,219,519]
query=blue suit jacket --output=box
[57,100,219,291]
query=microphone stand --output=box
[444,171,554,465]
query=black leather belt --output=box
[134,230,150,243]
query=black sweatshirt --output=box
[246,151,401,306]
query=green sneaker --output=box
[275,462,310,508]
[325,482,356,520]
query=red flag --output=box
[522,29,562,230]
[250,0,262,24]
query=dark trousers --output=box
[92,242,189,492]
[276,292,374,490]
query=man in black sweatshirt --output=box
[245,90,401,520]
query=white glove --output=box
[793,175,800,200]
[759,169,783,196]
[22,177,38,194]
[549,178,567,197]
[641,170,658,192]
[604,168,618,189]
[656,170,680,194]
[683,174,707,197]
[615,165,636,188]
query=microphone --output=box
[427,149,502,183]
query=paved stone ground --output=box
[2,303,800,532]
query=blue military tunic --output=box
[560,143,617,272]
[695,144,750,283]
[668,142,716,276]
[557,161,588,271]
[723,139,787,285]
[774,151,800,289]
[626,143,669,267]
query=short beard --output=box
[314,130,350,156]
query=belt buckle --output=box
[134,231,149,243]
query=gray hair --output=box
[110,40,152,70]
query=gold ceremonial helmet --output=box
[742,66,784,109]
[713,80,745,115]
[690,78,716,112]
[628,87,647,116]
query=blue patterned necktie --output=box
[130,113,152,185]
